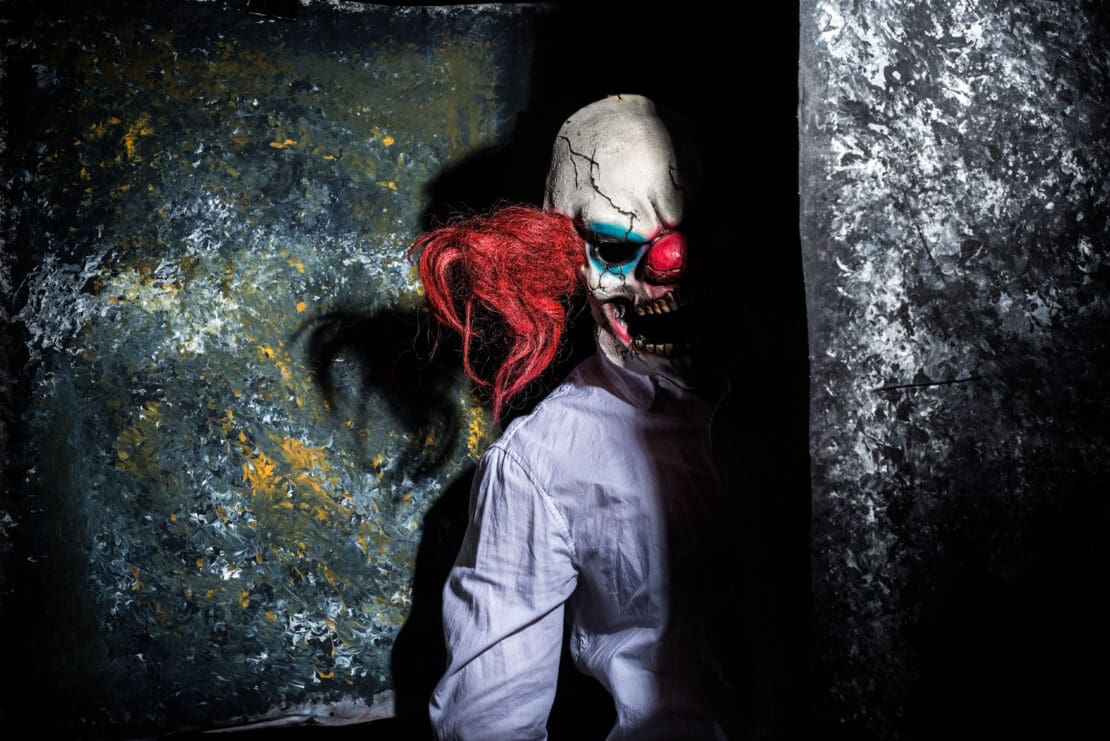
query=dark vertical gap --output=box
[523,4,811,739]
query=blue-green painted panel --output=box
[1,1,545,735]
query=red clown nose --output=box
[642,232,687,284]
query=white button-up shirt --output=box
[430,351,730,740]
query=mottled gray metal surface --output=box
[802,0,1110,737]
[0,1,544,736]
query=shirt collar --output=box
[592,341,721,420]
[594,344,657,410]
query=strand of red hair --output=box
[410,205,583,422]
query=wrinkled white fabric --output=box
[430,350,728,740]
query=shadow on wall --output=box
[295,309,462,486]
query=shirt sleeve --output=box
[429,445,578,741]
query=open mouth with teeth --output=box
[603,290,699,358]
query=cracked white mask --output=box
[545,94,701,386]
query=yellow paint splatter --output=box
[122,113,153,161]
[281,437,326,472]
[239,589,250,608]
[382,135,394,146]
[270,138,297,149]
[296,301,307,313]
[115,402,164,474]
[257,345,275,362]
[319,563,339,585]
[323,154,336,161]
[242,450,278,495]
[196,559,204,568]
[264,611,277,623]
[88,116,121,139]
[467,403,490,460]
[287,256,306,274]
[316,669,334,680]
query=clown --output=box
[546,95,702,385]
[413,94,734,739]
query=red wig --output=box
[411,206,583,421]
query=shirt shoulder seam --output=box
[487,442,578,564]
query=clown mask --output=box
[545,94,704,387]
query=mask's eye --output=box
[578,224,647,274]
[592,240,643,267]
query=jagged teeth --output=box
[635,291,683,317]
[632,337,697,357]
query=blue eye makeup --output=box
[579,222,648,276]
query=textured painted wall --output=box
[801,1,1110,737]
[0,1,546,735]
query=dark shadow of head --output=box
[293,306,463,484]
